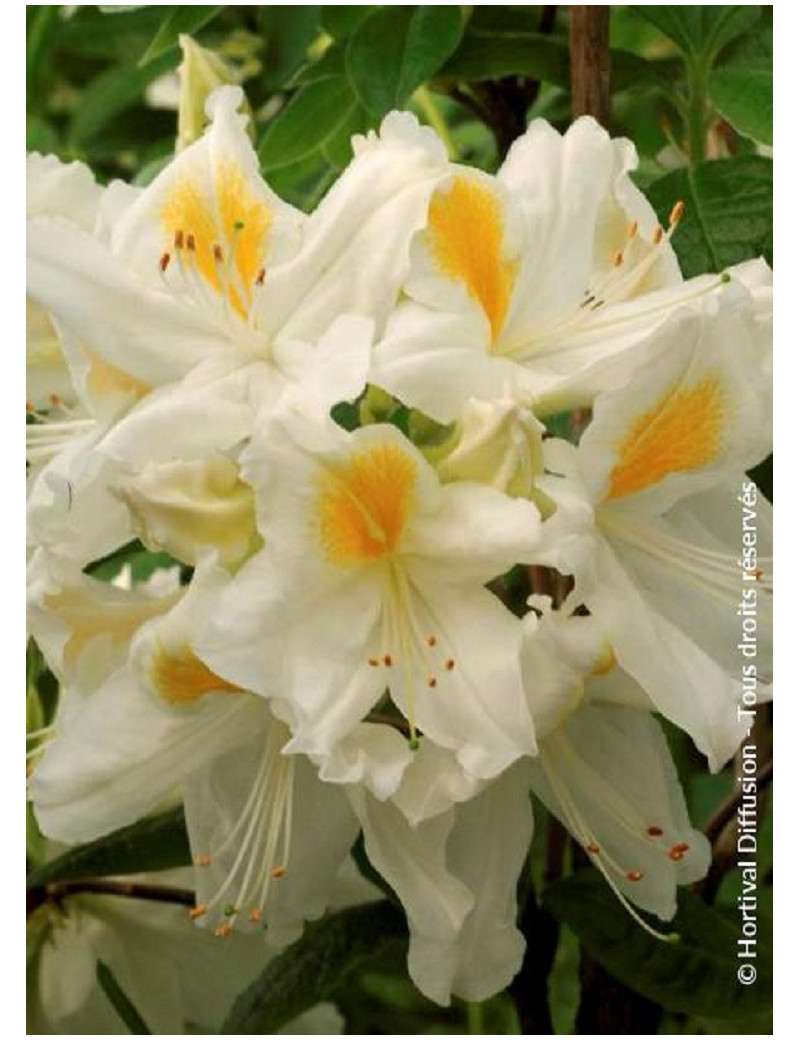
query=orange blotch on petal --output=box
[317,443,416,566]
[605,376,727,501]
[427,176,517,343]
[152,643,241,706]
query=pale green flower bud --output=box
[177,34,252,151]
[436,395,548,502]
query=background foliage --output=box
[26,5,773,1034]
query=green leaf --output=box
[644,157,772,277]
[139,5,223,65]
[221,901,407,1033]
[26,5,60,92]
[68,50,178,147]
[346,6,465,117]
[96,960,152,1034]
[26,807,191,889]
[258,76,357,171]
[632,6,761,63]
[438,30,674,93]
[320,6,376,39]
[543,870,772,1020]
[709,65,772,146]
[259,6,322,88]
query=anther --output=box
[668,848,685,861]
[646,826,664,837]
[586,842,600,854]
[189,904,208,919]
[223,904,237,917]
[213,243,224,264]
[612,250,624,268]
[159,252,171,272]
[26,401,35,412]
[233,219,245,231]
[426,635,437,647]
[249,908,262,923]
[368,657,380,667]
[174,230,185,250]
[651,225,664,245]
[754,568,764,580]
[669,200,685,226]
[445,658,455,671]
[186,234,196,252]
[49,393,62,407]
[626,870,644,882]
[720,271,732,283]
[408,736,420,751]
[214,924,233,938]
[255,267,266,286]
[427,677,437,689]
[673,842,690,853]
[195,854,212,867]
[627,220,639,239]
[269,865,287,879]
[383,654,393,667]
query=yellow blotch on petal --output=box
[160,161,272,318]
[605,376,727,501]
[151,643,241,706]
[84,348,151,404]
[317,443,417,567]
[45,587,181,672]
[428,176,517,343]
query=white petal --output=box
[532,703,710,920]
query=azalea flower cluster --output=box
[26,86,772,1006]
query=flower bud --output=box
[177,35,251,151]
[436,394,547,501]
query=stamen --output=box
[586,842,600,854]
[255,267,266,286]
[668,848,685,861]
[646,826,664,837]
[174,229,185,250]
[186,234,196,252]
[159,252,171,273]
[189,904,208,919]
[214,924,232,938]
[249,908,262,923]
[269,866,287,879]
[426,635,437,647]
[669,200,685,226]
[383,654,393,667]
[427,677,437,689]
[195,855,212,867]
[445,658,455,671]
[627,220,639,239]
[368,657,380,667]
[612,250,624,268]
[651,225,664,245]
[213,243,224,264]
[626,870,644,882]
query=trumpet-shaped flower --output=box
[535,298,772,769]
[371,116,772,422]
[27,561,360,942]
[520,608,710,923]
[197,407,542,789]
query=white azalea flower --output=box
[28,561,359,941]
[197,407,542,789]
[371,115,772,422]
[535,300,772,770]
[521,609,710,925]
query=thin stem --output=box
[33,879,196,914]
[569,6,611,126]
[466,1001,484,1034]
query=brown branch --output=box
[569,6,611,126]
[44,879,196,909]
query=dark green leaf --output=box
[139,5,223,65]
[68,50,178,147]
[543,870,772,1019]
[321,103,371,169]
[438,30,673,93]
[97,960,152,1034]
[644,157,772,277]
[631,6,761,63]
[26,807,190,889]
[346,6,465,117]
[292,42,346,85]
[709,65,772,146]
[84,540,180,583]
[320,6,376,39]
[26,5,60,92]
[259,6,321,89]
[258,77,357,171]
[221,901,407,1033]
[26,113,59,153]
